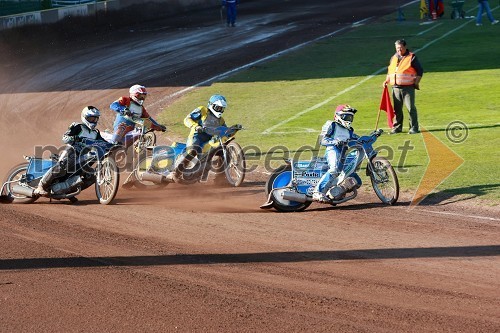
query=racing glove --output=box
[195,126,204,134]
[120,108,133,117]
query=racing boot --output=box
[312,191,329,203]
[172,151,196,180]
[164,172,175,182]
[33,183,49,197]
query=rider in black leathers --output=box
[34,106,105,196]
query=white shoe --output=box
[492,20,499,25]
[312,192,329,203]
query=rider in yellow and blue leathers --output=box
[172,94,228,177]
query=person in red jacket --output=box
[383,39,424,135]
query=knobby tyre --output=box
[95,157,120,205]
[368,156,399,205]
[2,163,37,204]
[222,141,246,187]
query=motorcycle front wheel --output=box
[2,163,37,204]
[265,164,311,212]
[133,132,156,155]
[222,141,246,187]
[95,157,120,205]
[368,156,399,205]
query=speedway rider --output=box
[34,106,105,196]
[312,105,360,203]
[169,94,230,179]
[109,84,166,145]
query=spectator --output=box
[383,39,423,135]
[222,0,239,27]
[476,0,499,26]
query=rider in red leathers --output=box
[109,84,166,145]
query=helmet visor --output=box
[212,104,225,113]
[136,93,147,101]
[339,113,353,122]
[86,116,99,123]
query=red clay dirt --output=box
[1,1,499,332]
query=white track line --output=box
[148,18,377,109]
[414,208,500,223]
[262,13,479,134]
[264,122,500,134]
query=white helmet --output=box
[81,106,100,130]
[207,94,227,118]
[129,84,148,106]
[334,104,357,129]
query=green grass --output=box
[157,2,500,203]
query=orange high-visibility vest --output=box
[387,52,417,86]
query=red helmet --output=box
[334,104,357,129]
[129,84,147,106]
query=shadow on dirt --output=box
[419,184,500,206]
[303,200,411,212]
[2,245,499,270]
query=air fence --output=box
[0,0,217,31]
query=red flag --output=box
[380,85,395,128]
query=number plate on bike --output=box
[292,160,327,194]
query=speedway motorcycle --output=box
[131,124,246,188]
[101,115,157,165]
[260,129,399,212]
[0,138,120,204]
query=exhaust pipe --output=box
[140,172,165,184]
[11,185,34,198]
[282,191,312,203]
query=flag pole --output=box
[375,109,381,130]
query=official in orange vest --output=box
[383,39,424,134]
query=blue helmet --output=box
[207,94,227,118]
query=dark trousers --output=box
[226,3,237,25]
[392,86,419,131]
[39,146,76,189]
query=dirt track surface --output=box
[1,0,499,332]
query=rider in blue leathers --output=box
[313,105,359,202]
[222,0,239,27]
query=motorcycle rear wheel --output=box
[95,157,120,205]
[134,155,169,189]
[2,163,37,204]
[368,156,399,205]
[265,164,311,212]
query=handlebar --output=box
[122,115,167,132]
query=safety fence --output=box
[51,0,98,7]
[0,0,218,31]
